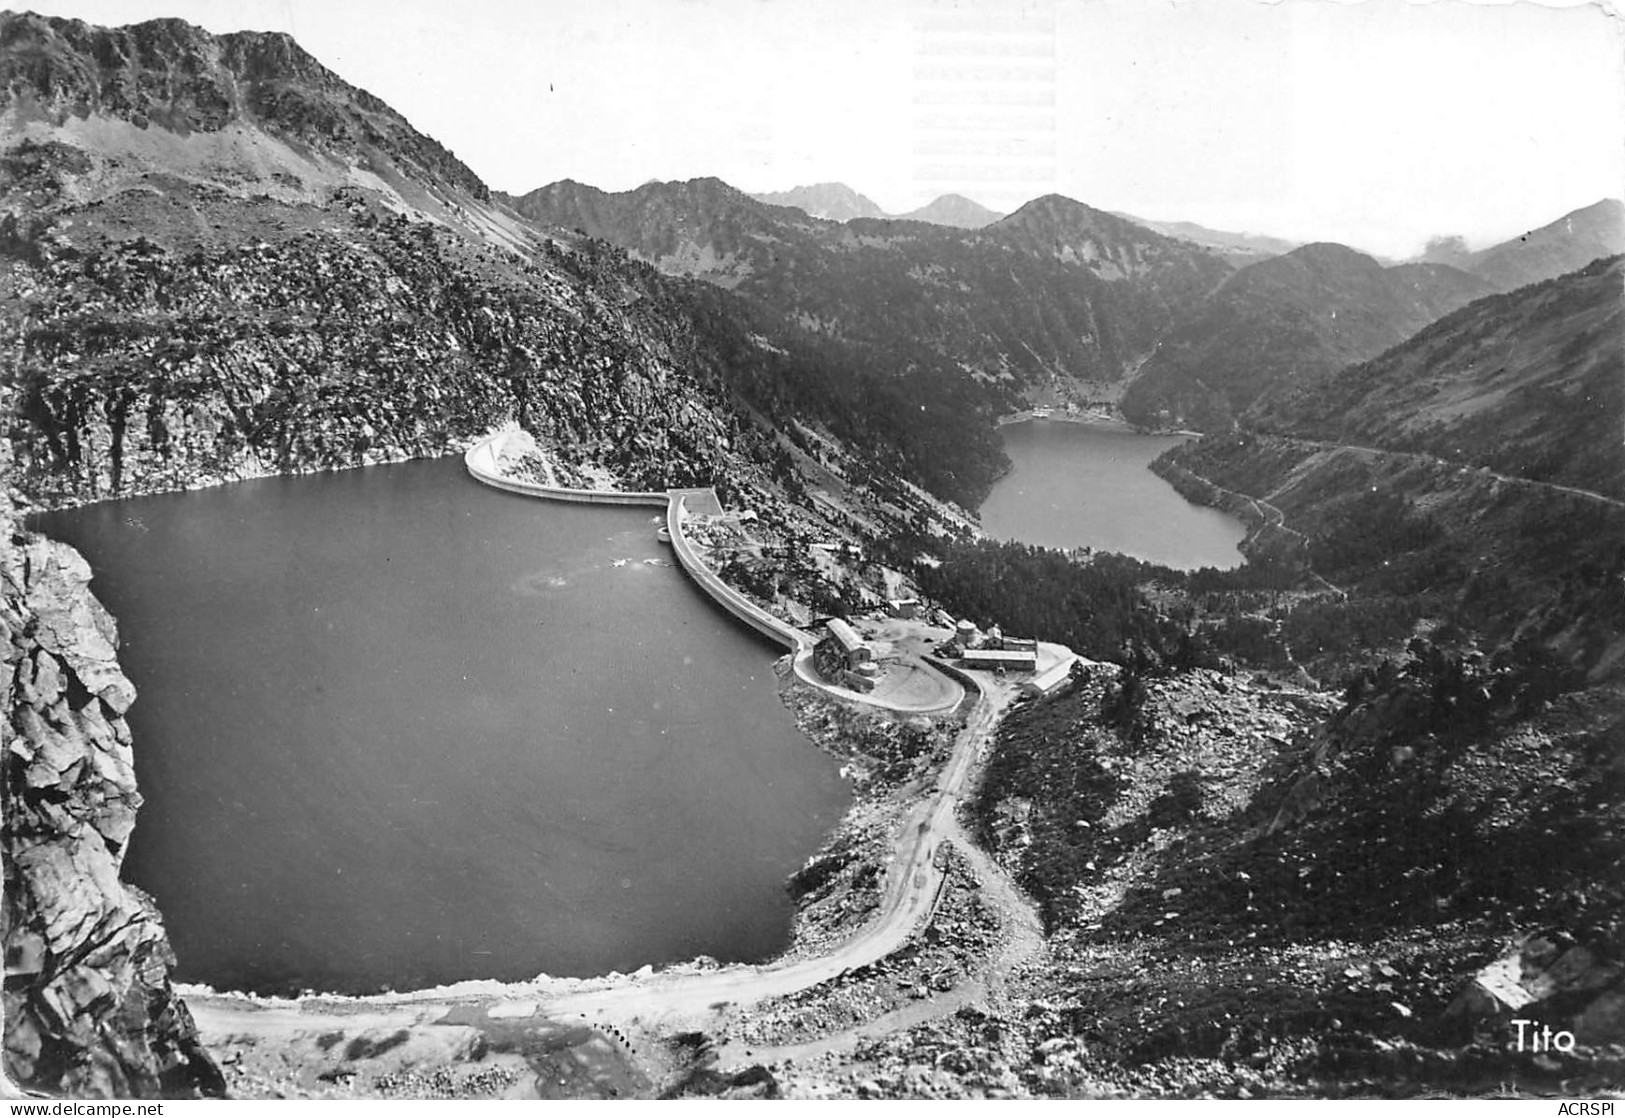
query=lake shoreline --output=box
[36,450,868,1000]
[22,424,1073,1100]
[980,417,1248,570]
[159,436,1079,1100]
[17,436,493,515]
[994,407,1206,440]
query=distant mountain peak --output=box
[750,182,884,222]
[1288,241,1383,268]
[749,184,1003,228]
[895,194,1003,229]
[1003,193,1098,218]
[990,194,1190,251]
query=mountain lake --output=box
[980,419,1247,569]
[34,456,849,996]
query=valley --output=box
[2,8,1623,1102]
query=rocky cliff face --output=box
[4,195,760,508]
[2,487,222,1097]
[0,13,969,1096]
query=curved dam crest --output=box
[463,438,809,652]
[462,434,965,714]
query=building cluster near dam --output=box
[817,609,1077,702]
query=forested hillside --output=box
[1251,255,1625,500]
[511,179,1234,404]
[1120,244,1492,429]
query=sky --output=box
[19,0,1625,258]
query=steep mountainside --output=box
[749,181,885,222]
[1121,243,1492,429]
[1152,252,1625,686]
[1252,255,1625,500]
[950,643,1624,1097]
[920,256,1625,1095]
[1,12,1009,509]
[1432,199,1625,293]
[0,11,542,253]
[0,14,997,1095]
[511,178,1234,401]
[8,198,791,506]
[895,193,1002,229]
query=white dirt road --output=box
[505,682,1014,1029]
[189,675,1031,1094]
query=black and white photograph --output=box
[1,0,1621,1103]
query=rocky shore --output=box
[1,484,222,1097]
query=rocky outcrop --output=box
[1446,935,1623,1048]
[2,490,223,1098]
[4,201,773,509]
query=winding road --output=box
[494,681,1018,1030]
[1286,437,1625,510]
[188,679,1024,1066]
[460,427,1005,1020]
[187,430,1057,1094]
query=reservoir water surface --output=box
[35,457,849,996]
[980,420,1247,569]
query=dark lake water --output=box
[35,457,849,996]
[979,420,1247,570]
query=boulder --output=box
[1444,935,1623,1046]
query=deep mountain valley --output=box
[508,177,1235,415]
[2,9,1622,1101]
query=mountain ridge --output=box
[1422,198,1625,292]
[511,176,1237,406]
[749,182,1003,228]
[1250,253,1625,500]
[0,10,489,200]
[1120,240,1494,429]
[1110,211,1300,265]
